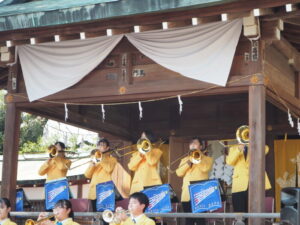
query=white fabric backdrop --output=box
[126,19,242,87]
[18,19,242,102]
[18,35,123,101]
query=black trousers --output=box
[91,200,109,225]
[232,190,248,212]
[182,201,206,225]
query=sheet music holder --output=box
[143,184,179,203]
[189,179,225,201]
[16,188,32,209]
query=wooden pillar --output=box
[1,65,21,209]
[1,102,21,209]
[77,183,83,199]
[248,84,266,225]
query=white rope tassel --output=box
[64,103,68,121]
[138,101,143,120]
[288,109,294,127]
[101,104,105,122]
[177,95,183,115]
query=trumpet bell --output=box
[189,149,202,164]
[236,125,249,144]
[137,138,152,155]
[47,145,57,157]
[94,151,102,161]
[25,219,35,225]
[102,209,121,224]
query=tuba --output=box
[25,215,55,225]
[137,138,152,155]
[102,209,130,223]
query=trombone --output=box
[219,125,249,147]
[47,145,78,157]
[25,215,55,225]
[167,149,206,173]
[102,209,130,223]
[114,138,165,157]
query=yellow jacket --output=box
[110,214,155,225]
[1,219,17,225]
[176,154,213,202]
[128,148,162,194]
[84,154,117,199]
[226,145,271,193]
[38,156,71,181]
[50,218,80,225]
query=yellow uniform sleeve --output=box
[128,152,144,171]
[175,156,190,177]
[144,148,162,166]
[226,145,243,166]
[84,163,96,179]
[100,157,117,174]
[38,160,51,176]
[199,155,213,173]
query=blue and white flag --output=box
[45,178,69,210]
[16,189,24,211]
[96,181,115,212]
[142,184,172,213]
[189,179,222,213]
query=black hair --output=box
[54,199,74,219]
[97,138,110,147]
[129,192,149,212]
[190,137,207,151]
[55,142,66,150]
[191,136,202,144]
[142,130,156,143]
[0,198,11,218]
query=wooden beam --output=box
[0,0,298,44]
[248,84,266,225]
[272,37,300,71]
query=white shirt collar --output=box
[0,218,9,224]
[131,214,144,223]
[60,218,72,224]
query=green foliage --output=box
[0,90,48,154]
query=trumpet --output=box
[219,125,249,147]
[25,215,55,225]
[102,209,130,223]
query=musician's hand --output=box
[115,207,128,222]
[187,160,193,167]
[238,144,244,152]
[37,212,49,221]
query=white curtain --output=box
[18,19,242,102]
[126,19,242,87]
[18,35,123,101]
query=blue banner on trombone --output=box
[189,179,222,213]
[16,189,24,211]
[142,184,172,213]
[96,181,115,212]
[45,178,69,210]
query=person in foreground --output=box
[110,192,155,225]
[38,199,80,225]
[0,198,16,225]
